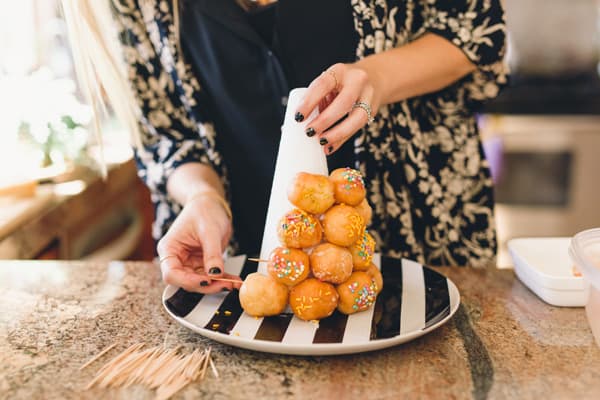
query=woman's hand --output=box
[156,192,242,294]
[294,34,478,155]
[295,62,382,155]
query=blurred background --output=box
[1,0,600,266]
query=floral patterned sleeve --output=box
[419,0,508,104]
[112,0,225,239]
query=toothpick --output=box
[209,356,219,379]
[85,343,144,389]
[79,343,117,370]
[84,343,219,400]
[247,258,269,263]
[211,277,242,284]
[200,347,212,380]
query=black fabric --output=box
[180,0,357,254]
[273,0,358,171]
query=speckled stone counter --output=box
[1,261,599,400]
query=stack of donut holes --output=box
[240,168,384,321]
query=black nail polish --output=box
[208,267,222,275]
[319,137,328,146]
[221,287,230,292]
[200,281,209,287]
[306,127,316,137]
[328,145,333,154]
[295,112,304,122]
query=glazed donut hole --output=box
[329,167,366,206]
[336,271,378,315]
[322,204,365,247]
[277,208,323,249]
[289,278,339,321]
[287,172,336,214]
[239,273,289,317]
[310,243,353,284]
[267,247,311,287]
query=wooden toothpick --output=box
[79,343,117,371]
[247,258,269,263]
[210,277,242,283]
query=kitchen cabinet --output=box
[0,160,153,260]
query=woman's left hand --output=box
[295,62,381,155]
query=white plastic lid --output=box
[569,228,600,291]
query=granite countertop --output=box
[1,260,599,400]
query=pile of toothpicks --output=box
[80,343,218,400]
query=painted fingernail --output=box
[295,112,304,122]
[221,287,230,292]
[200,280,209,287]
[306,127,316,137]
[319,137,328,146]
[208,267,222,275]
[328,145,333,154]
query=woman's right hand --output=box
[156,192,242,293]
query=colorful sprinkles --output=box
[348,280,377,311]
[340,168,365,191]
[353,230,375,262]
[281,209,318,239]
[271,250,306,282]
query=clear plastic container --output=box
[569,228,600,347]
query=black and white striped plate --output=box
[162,254,460,355]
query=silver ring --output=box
[352,101,374,125]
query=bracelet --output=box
[187,191,233,220]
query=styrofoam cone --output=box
[258,88,328,272]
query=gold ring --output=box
[326,69,339,92]
[158,254,178,263]
[352,101,374,125]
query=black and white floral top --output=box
[113,0,507,267]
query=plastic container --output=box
[569,228,600,347]
[508,237,589,307]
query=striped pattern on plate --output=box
[162,255,460,355]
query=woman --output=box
[62,0,507,293]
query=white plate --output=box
[162,254,460,356]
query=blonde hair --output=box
[60,0,150,150]
[60,0,273,152]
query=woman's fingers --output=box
[159,255,209,291]
[320,106,370,155]
[295,64,343,121]
[305,80,360,140]
[159,256,239,294]
[199,227,226,278]
[298,64,374,154]
[319,84,374,154]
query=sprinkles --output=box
[346,213,364,238]
[340,168,365,191]
[348,280,377,311]
[353,230,375,262]
[292,283,336,319]
[280,209,318,239]
[271,253,306,281]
